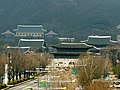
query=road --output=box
[7,75,52,90]
[7,74,71,90]
[7,69,77,90]
[8,79,39,90]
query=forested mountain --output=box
[0,0,120,40]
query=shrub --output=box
[20,77,25,82]
[13,80,18,84]
[8,81,14,85]
[13,79,21,84]
[29,75,34,79]
[0,84,7,89]
[17,79,21,83]
[24,77,29,81]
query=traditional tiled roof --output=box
[51,43,93,49]
[50,43,94,59]
[2,30,14,35]
[117,25,120,29]
[14,25,46,33]
[50,52,81,54]
[6,46,30,53]
[45,30,57,35]
[88,46,100,53]
[81,36,116,47]
[17,39,46,49]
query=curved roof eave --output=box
[51,42,93,48]
[110,40,118,43]
[88,35,111,39]
[20,39,44,42]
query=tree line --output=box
[0,51,49,84]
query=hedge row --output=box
[8,77,30,85]
[1,75,35,89]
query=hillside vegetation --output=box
[0,0,120,40]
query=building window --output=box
[38,33,42,37]
[59,62,63,64]
[26,33,28,36]
[23,33,25,36]
[16,33,19,36]
[29,33,32,36]
[19,33,21,35]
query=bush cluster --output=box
[0,84,7,89]
[7,77,30,85]
[2,76,34,89]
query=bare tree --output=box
[0,54,7,83]
[90,79,112,90]
[76,53,105,89]
[50,70,76,90]
[35,53,49,68]
[103,45,120,78]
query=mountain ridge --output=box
[0,0,120,40]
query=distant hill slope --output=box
[0,0,120,40]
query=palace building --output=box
[49,35,117,67]
[81,35,116,48]
[13,25,47,38]
[2,30,15,42]
[49,43,93,67]
[6,46,30,54]
[17,39,46,51]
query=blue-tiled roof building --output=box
[13,25,47,38]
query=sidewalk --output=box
[2,79,34,90]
